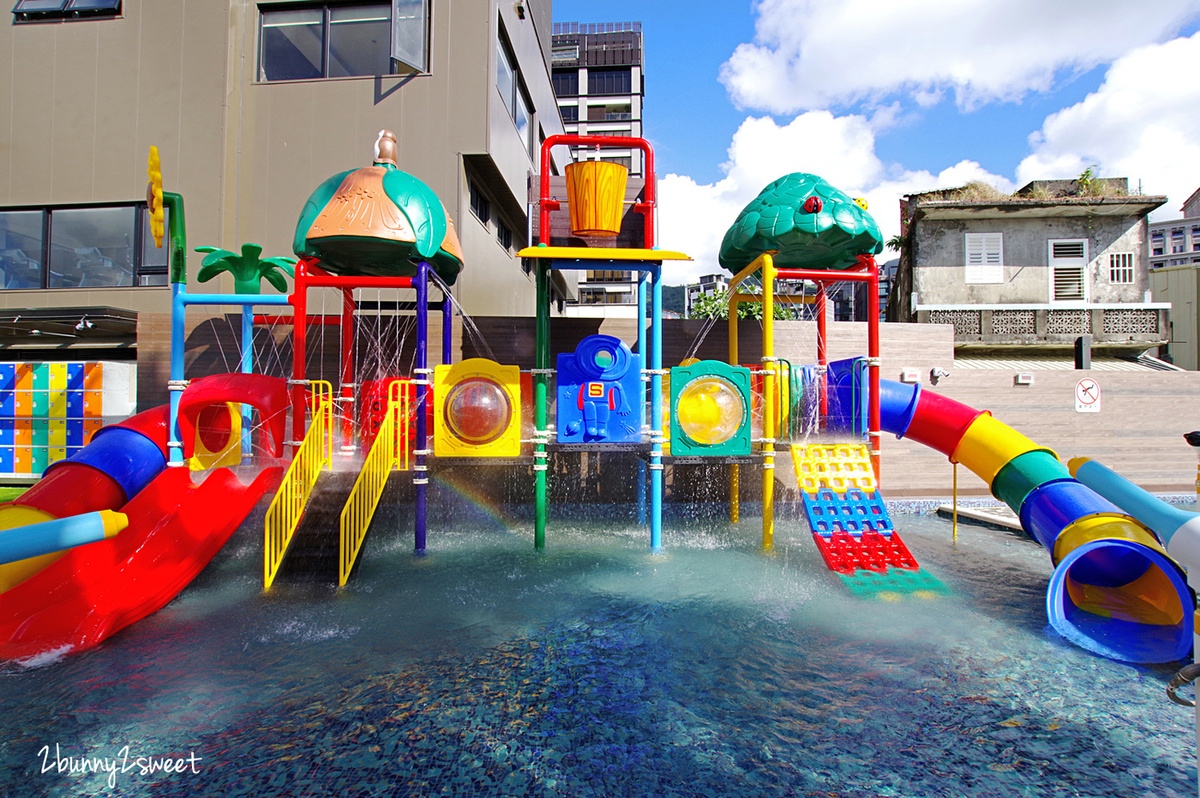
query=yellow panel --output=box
[187,402,243,470]
[49,418,67,445]
[516,245,692,261]
[49,390,67,418]
[433,359,521,457]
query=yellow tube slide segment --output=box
[950,413,1056,490]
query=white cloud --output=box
[1017,32,1200,218]
[721,0,1200,114]
[657,113,1010,284]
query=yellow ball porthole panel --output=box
[433,359,521,457]
[677,377,744,446]
[444,377,512,446]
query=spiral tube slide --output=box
[828,359,1192,663]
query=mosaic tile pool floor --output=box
[0,499,1194,797]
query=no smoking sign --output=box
[1075,377,1101,413]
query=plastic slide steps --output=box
[792,444,944,598]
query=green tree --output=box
[690,291,796,320]
[195,243,296,294]
[886,234,904,252]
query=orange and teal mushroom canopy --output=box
[718,173,882,274]
[293,131,464,285]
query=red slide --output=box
[0,466,280,663]
[0,374,288,665]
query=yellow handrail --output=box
[338,379,412,586]
[263,381,333,589]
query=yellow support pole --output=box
[761,254,776,551]
[952,461,959,546]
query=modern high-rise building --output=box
[550,21,644,176]
[551,20,645,318]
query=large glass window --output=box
[0,212,44,289]
[259,3,392,82]
[0,205,166,290]
[49,207,135,288]
[551,70,579,97]
[587,67,632,96]
[497,31,534,159]
[13,0,120,22]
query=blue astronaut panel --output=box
[556,334,642,444]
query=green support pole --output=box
[534,261,551,550]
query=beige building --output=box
[0,0,572,362]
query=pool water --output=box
[0,497,1194,797]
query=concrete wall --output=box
[0,0,229,316]
[914,214,1150,306]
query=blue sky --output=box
[552,0,1200,283]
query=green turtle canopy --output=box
[718,173,883,274]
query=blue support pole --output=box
[649,264,663,551]
[241,305,254,455]
[414,261,430,553]
[636,271,648,526]
[168,283,187,466]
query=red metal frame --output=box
[538,134,657,248]
[776,256,881,476]
[288,257,417,446]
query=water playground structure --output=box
[0,132,1196,681]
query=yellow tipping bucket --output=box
[565,160,628,237]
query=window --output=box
[0,204,167,290]
[964,233,1003,284]
[497,221,512,251]
[259,3,392,82]
[551,70,579,97]
[587,67,632,95]
[13,0,120,22]
[390,0,429,73]
[1109,252,1134,284]
[560,105,578,123]
[469,183,489,224]
[551,44,579,65]
[496,31,534,158]
[1049,239,1087,302]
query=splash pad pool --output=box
[0,133,1196,797]
[0,501,1193,797]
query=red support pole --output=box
[816,288,827,422]
[290,260,310,447]
[866,258,882,480]
[340,288,356,451]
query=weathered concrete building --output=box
[890,180,1169,354]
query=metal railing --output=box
[338,380,411,586]
[263,380,333,589]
